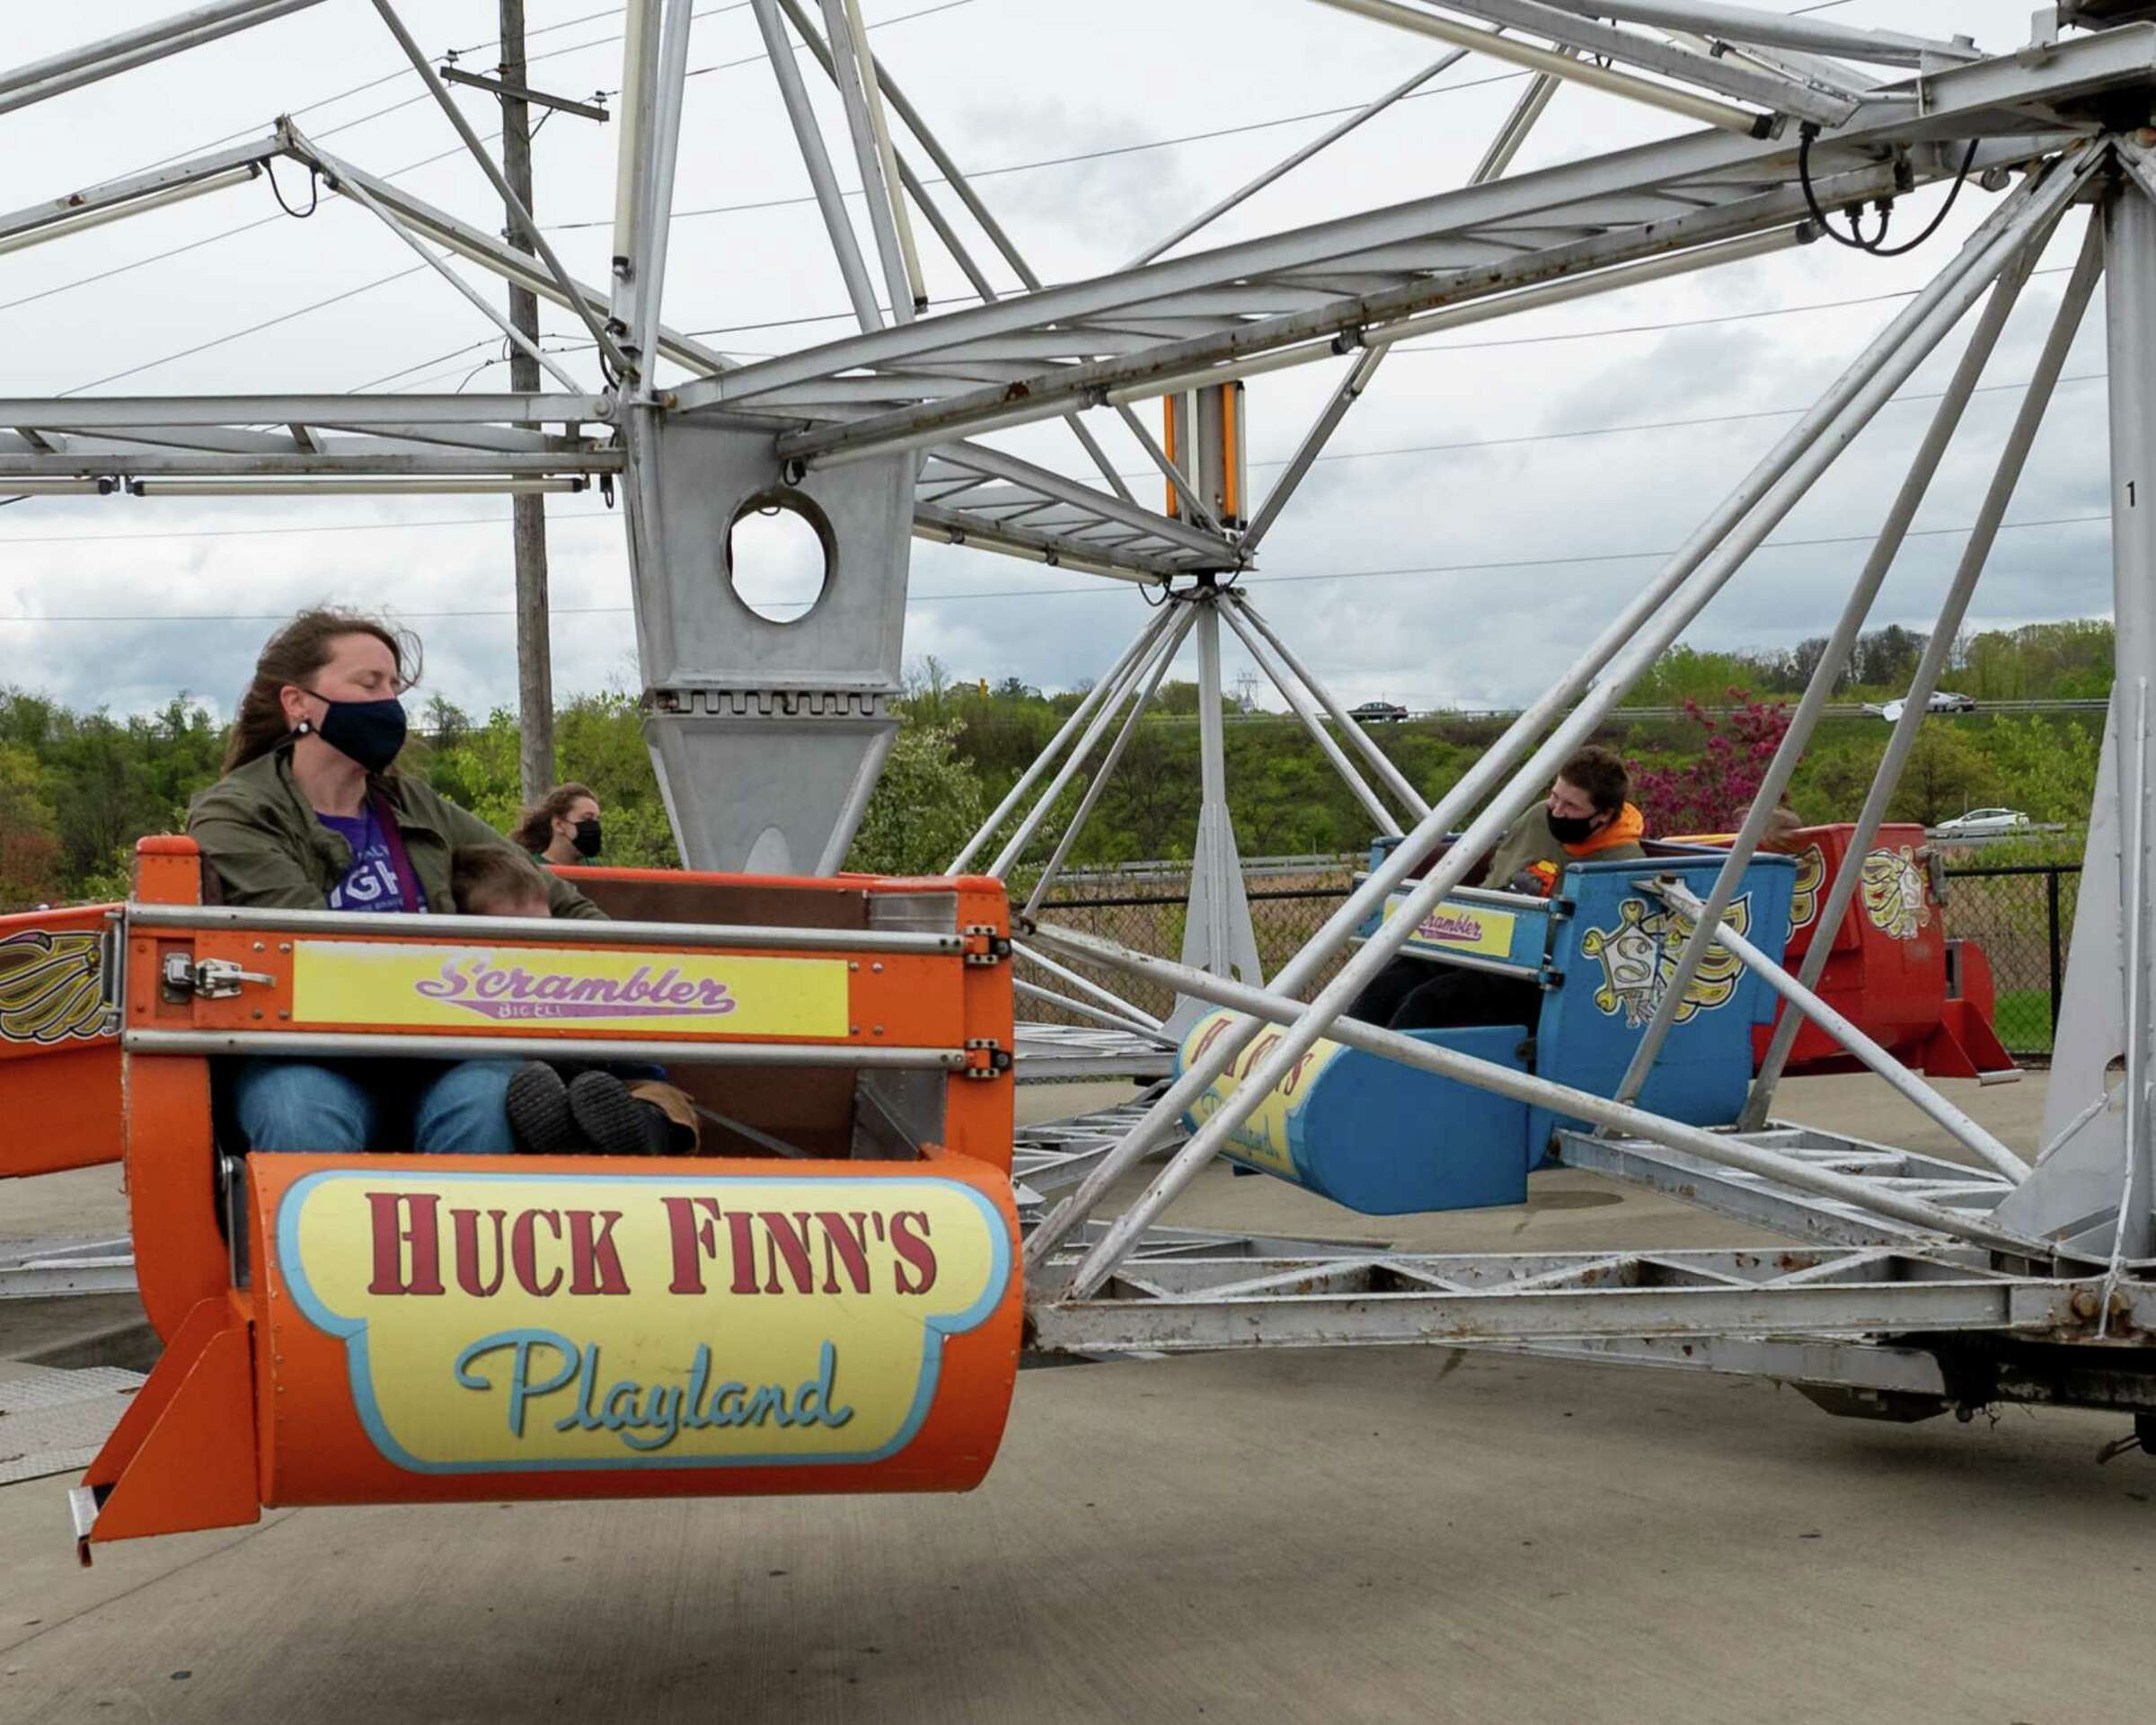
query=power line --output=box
[0,509,2113,624]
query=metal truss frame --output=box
[13,5,2156,1429]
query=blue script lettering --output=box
[453,1330,854,1453]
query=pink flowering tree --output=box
[1629,688,1792,836]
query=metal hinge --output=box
[962,924,1012,967]
[161,954,276,1002]
[962,1037,1013,1079]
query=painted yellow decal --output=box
[1787,844,1826,934]
[1382,894,1518,960]
[291,941,849,1037]
[1180,1008,1344,1180]
[0,929,107,1045]
[278,1171,1011,1472]
[1860,846,1931,941]
[1581,895,1752,1030]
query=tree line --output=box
[0,617,2113,910]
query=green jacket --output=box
[188,747,604,921]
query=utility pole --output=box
[500,0,553,805]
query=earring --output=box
[294,719,314,737]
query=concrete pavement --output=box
[3,1071,2151,1722]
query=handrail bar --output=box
[123,902,967,955]
[123,1029,968,1068]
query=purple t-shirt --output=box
[318,804,424,915]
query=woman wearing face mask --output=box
[188,607,605,1154]
[513,783,604,867]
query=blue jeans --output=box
[233,1058,521,1155]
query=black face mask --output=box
[297,693,408,774]
[1545,809,1602,845]
[570,817,604,859]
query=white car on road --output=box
[1931,808,2031,838]
[1874,691,1977,721]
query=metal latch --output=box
[962,1037,1013,1079]
[161,953,276,1001]
[962,924,1012,967]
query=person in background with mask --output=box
[514,783,604,867]
[1348,745,1647,1032]
[188,607,604,1154]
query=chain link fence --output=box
[1020,857,2084,1060]
[1023,864,1357,1027]
[1940,862,2078,1057]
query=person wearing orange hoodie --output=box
[1349,744,1647,1032]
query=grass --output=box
[1992,987,2055,1056]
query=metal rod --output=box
[1471,66,1562,184]
[1746,208,2107,1124]
[1647,878,2030,1181]
[1303,0,1767,133]
[1230,595,1431,820]
[124,903,966,954]
[366,0,629,376]
[1521,0,1975,66]
[1013,940,1166,1032]
[124,1029,964,1068]
[1116,403,1230,542]
[948,606,1175,873]
[1188,594,1241,997]
[2103,158,2156,1263]
[762,0,1135,499]
[2108,679,2153,1296]
[1023,921,2057,1261]
[1241,349,1382,553]
[816,0,915,322]
[1618,230,2048,1110]
[295,133,584,393]
[631,0,697,372]
[609,0,661,333]
[0,164,260,258]
[838,0,925,311]
[1023,157,2075,1274]
[1124,49,1470,269]
[1425,0,1859,125]
[991,606,1189,879]
[750,0,881,332]
[1013,978,1171,1043]
[0,0,327,114]
[1021,605,1201,917]
[310,155,730,376]
[1217,597,1401,836]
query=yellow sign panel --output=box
[1179,1008,1347,1181]
[278,1171,1011,1471]
[291,941,849,1038]
[1382,895,1517,960]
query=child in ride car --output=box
[450,846,700,1157]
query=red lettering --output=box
[366,1192,443,1296]
[567,1209,630,1296]
[817,1211,874,1295]
[662,1196,723,1295]
[451,1207,508,1297]
[890,1210,937,1295]
[510,1209,563,1296]
[757,1211,817,1295]
[725,1208,761,1295]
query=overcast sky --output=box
[0,0,2118,724]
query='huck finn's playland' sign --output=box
[272,1171,1014,1474]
